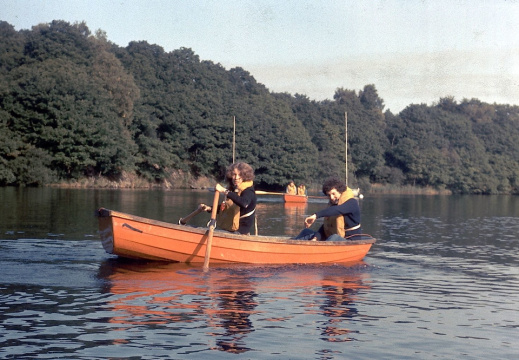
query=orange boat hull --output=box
[283,194,308,203]
[97,208,375,264]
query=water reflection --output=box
[97,260,260,353]
[96,259,371,354]
[319,274,369,342]
[211,279,257,353]
[283,202,307,237]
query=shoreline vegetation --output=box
[369,184,452,195]
[47,172,453,195]
[47,171,212,190]
[2,21,518,195]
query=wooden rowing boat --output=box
[96,208,376,264]
[283,193,308,203]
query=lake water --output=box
[1,187,518,359]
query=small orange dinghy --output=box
[96,208,376,264]
[283,193,308,203]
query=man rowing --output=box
[295,177,361,241]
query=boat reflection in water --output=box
[97,259,371,353]
[211,278,257,353]
[283,202,308,237]
[318,274,369,342]
[97,260,259,353]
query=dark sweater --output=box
[315,198,361,237]
[226,186,256,234]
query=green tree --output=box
[3,19,519,193]
[2,21,138,182]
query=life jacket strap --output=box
[345,224,361,232]
[240,209,255,219]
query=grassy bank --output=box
[47,172,452,195]
[49,171,215,190]
[369,183,452,195]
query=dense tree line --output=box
[1,21,518,194]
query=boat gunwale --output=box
[283,193,308,202]
[97,208,376,246]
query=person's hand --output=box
[304,214,317,228]
[215,183,227,193]
[199,203,211,212]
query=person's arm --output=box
[315,198,358,218]
[226,188,254,208]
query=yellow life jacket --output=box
[286,183,296,195]
[322,187,355,238]
[217,180,254,232]
[297,185,306,196]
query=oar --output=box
[255,190,284,196]
[179,206,204,225]
[203,189,220,272]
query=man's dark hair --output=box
[322,177,346,194]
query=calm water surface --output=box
[1,187,518,359]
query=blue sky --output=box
[3,0,519,112]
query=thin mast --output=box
[232,116,236,164]
[345,112,348,186]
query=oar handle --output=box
[203,190,220,271]
[179,207,204,225]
